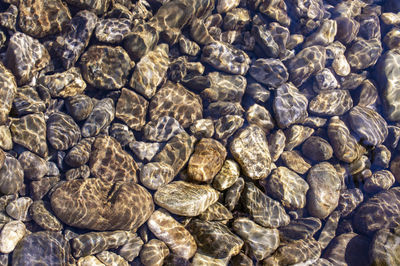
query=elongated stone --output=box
[0,154,23,195]
[154,181,219,217]
[148,209,197,259]
[198,202,233,222]
[212,159,240,191]
[230,125,271,180]
[0,62,16,125]
[6,197,32,221]
[201,72,246,102]
[142,116,184,142]
[0,221,26,253]
[81,98,115,138]
[370,228,400,266]
[279,217,322,242]
[188,138,227,183]
[309,90,353,116]
[116,88,148,131]
[225,177,244,211]
[30,200,63,231]
[140,239,169,266]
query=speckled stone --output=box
[317,211,340,249]
[225,177,244,211]
[153,132,195,175]
[307,162,341,219]
[201,41,251,75]
[212,159,240,191]
[6,197,32,221]
[188,138,227,183]
[364,170,395,194]
[116,88,148,131]
[0,221,26,254]
[39,67,86,98]
[148,209,197,259]
[348,105,388,146]
[77,256,104,266]
[89,135,138,183]
[267,130,286,162]
[140,239,169,266]
[149,81,202,128]
[47,112,80,151]
[202,72,246,103]
[154,181,219,216]
[12,231,71,266]
[130,44,169,99]
[288,46,326,87]
[279,217,322,242]
[232,217,279,261]
[302,136,333,161]
[242,182,290,228]
[129,141,160,162]
[179,35,201,56]
[123,23,159,61]
[65,0,110,14]
[119,233,143,262]
[54,10,98,69]
[0,5,17,31]
[30,200,62,231]
[188,219,243,260]
[143,116,184,142]
[246,82,270,104]
[249,58,288,88]
[322,233,370,265]
[109,123,135,147]
[246,104,275,134]
[346,38,382,70]
[273,83,308,129]
[81,98,115,138]
[223,8,250,31]
[80,45,133,90]
[198,202,233,222]
[0,126,13,150]
[51,178,154,231]
[0,154,24,195]
[19,0,71,38]
[252,24,279,58]
[214,115,244,140]
[96,251,128,266]
[64,137,94,168]
[328,116,362,163]
[337,188,364,217]
[259,0,290,26]
[230,125,271,180]
[5,32,50,85]
[264,237,321,265]
[284,125,315,151]
[314,69,339,92]
[309,90,353,116]
[370,228,400,266]
[0,62,16,125]
[13,86,45,116]
[353,187,400,234]
[71,231,128,258]
[95,18,131,43]
[140,162,174,190]
[65,95,93,121]
[18,151,48,181]
[263,167,309,210]
[304,19,337,47]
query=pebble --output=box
[30,176,59,200]
[268,129,286,162]
[242,182,290,228]
[65,0,110,14]
[0,63,16,125]
[154,181,219,216]
[188,138,227,183]
[198,202,233,222]
[309,90,353,116]
[225,177,244,211]
[65,95,93,121]
[273,83,308,129]
[279,217,322,242]
[317,211,340,249]
[77,256,104,266]
[0,154,24,195]
[252,24,279,58]
[230,125,272,180]
[348,105,388,146]
[116,88,148,131]
[246,104,275,134]
[51,178,154,231]
[81,98,115,138]
[190,119,215,139]
[5,32,50,85]
[232,217,279,261]
[281,150,311,175]
[123,23,159,61]
[95,18,131,43]
[346,38,382,70]
[89,135,138,183]
[306,162,341,219]
[130,44,169,99]
[284,125,315,151]
[249,58,288,88]
[214,115,244,140]
[109,123,135,147]
[30,200,63,231]
[13,86,45,116]
[337,188,364,217]
[147,209,197,259]
[64,137,94,167]
[129,141,160,162]
[314,68,339,92]
[140,239,169,266]
[143,116,184,142]
[6,197,32,221]
[202,72,246,102]
[96,251,128,266]
[0,221,26,253]
[0,126,13,150]
[119,233,143,262]
[364,170,395,194]
[370,228,400,266]
[263,167,309,210]
[47,112,80,151]
[212,159,240,191]
[301,136,333,161]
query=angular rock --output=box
[346,38,382,70]
[72,231,128,258]
[143,116,184,142]
[259,0,290,26]
[214,115,244,140]
[130,44,169,99]
[116,88,148,131]
[304,19,337,47]
[230,125,271,180]
[242,182,290,228]
[123,23,159,61]
[109,123,135,147]
[0,62,16,125]
[328,116,363,163]
[273,83,308,129]
[335,17,360,45]
[39,67,86,98]
[252,24,279,58]
[6,197,32,221]
[95,18,131,43]
[268,130,286,162]
[246,104,275,134]
[148,209,197,259]
[90,135,138,183]
[13,86,46,116]
[51,178,154,231]
[201,41,250,75]
[81,98,115,138]
[249,58,288,88]
[337,188,364,217]
[140,239,169,266]
[202,72,246,103]
[264,167,309,210]
[0,154,24,195]
[284,125,314,151]
[223,8,250,31]
[302,136,333,161]
[54,10,98,69]
[149,81,202,128]
[64,137,94,167]
[187,219,243,260]
[307,162,341,219]
[96,251,128,266]
[129,141,160,162]
[0,125,13,150]
[348,105,388,146]
[30,200,63,231]
[5,32,50,85]
[309,90,353,116]
[314,68,339,92]
[232,217,279,261]
[188,138,227,183]
[119,233,143,262]
[19,0,71,38]
[12,231,71,266]
[0,221,26,254]
[65,94,93,121]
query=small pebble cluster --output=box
[0,0,400,265]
